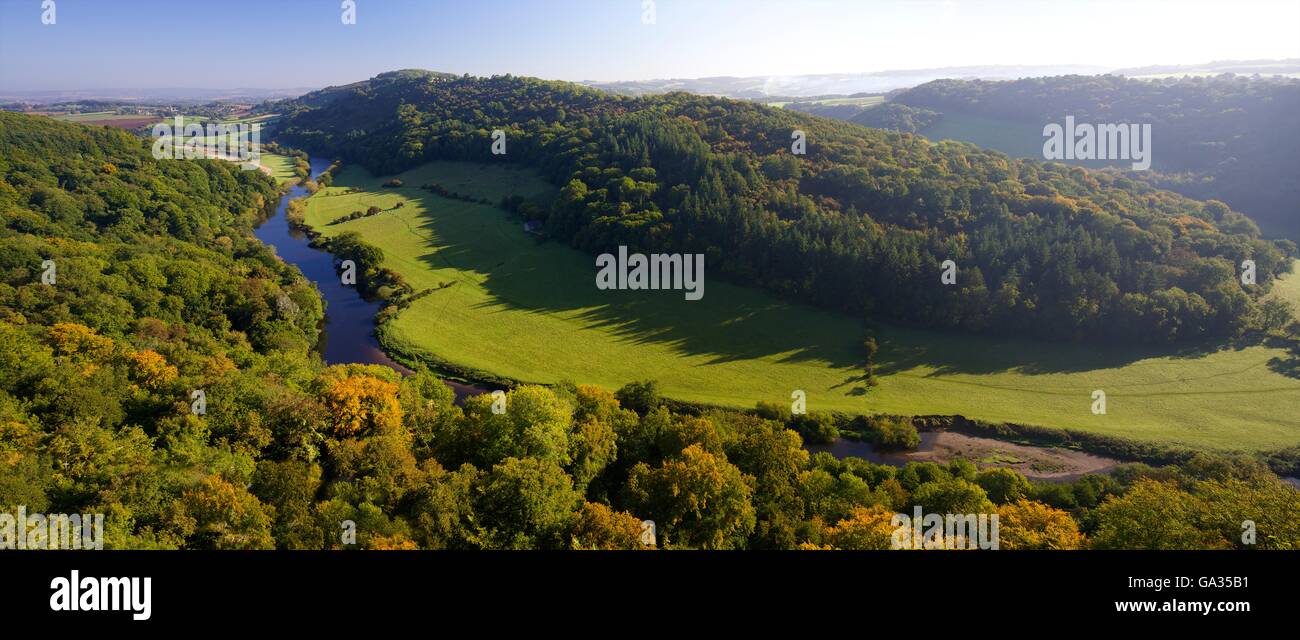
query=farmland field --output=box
[300,161,1300,453]
[919,111,1131,169]
[49,110,159,129]
[770,95,885,109]
[50,110,125,122]
[1269,259,1300,313]
[258,152,299,183]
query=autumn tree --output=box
[1091,479,1226,550]
[320,373,405,439]
[170,475,275,550]
[818,505,898,550]
[623,444,756,549]
[996,499,1083,550]
[570,501,647,550]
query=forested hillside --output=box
[3,108,1297,551]
[276,70,1295,345]
[894,74,1300,240]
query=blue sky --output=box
[1,0,1298,90]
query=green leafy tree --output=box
[623,444,756,549]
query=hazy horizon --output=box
[2,0,1298,92]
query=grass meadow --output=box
[258,153,298,183]
[920,111,1131,169]
[300,161,1300,452]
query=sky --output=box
[1,0,1298,91]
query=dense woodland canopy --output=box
[893,74,1300,241]
[276,70,1295,345]
[3,111,1298,550]
[786,100,942,134]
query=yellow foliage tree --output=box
[820,505,898,550]
[47,322,117,367]
[996,499,1084,550]
[571,502,647,550]
[321,374,404,438]
[173,475,275,550]
[368,533,419,550]
[128,349,178,389]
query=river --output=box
[253,157,487,401]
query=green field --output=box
[51,110,129,122]
[1269,259,1300,314]
[770,95,885,109]
[258,153,298,183]
[920,111,1132,169]
[300,161,1300,453]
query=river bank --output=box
[253,157,488,401]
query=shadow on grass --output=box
[335,163,1287,384]
[869,326,1261,377]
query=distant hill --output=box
[1114,59,1300,79]
[890,74,1300,241]
[762,72,1300,241]
[274,70,1293,345]
[0,86,316,105]
[583,64,1111,99]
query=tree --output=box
[407,461,478,550]
[570,502,647,550]
[1195,478,1300,550]
[170,475,275,550]
[867,415,920,451]
[615,380,661,415]
[1091,479,1226,550]
[326,432,423,510]
[250,460,325,550]
[996,499,1083,550]
[623,444,756,549]
[473,457,580,550]
[910,478,994,515]
[817,505,897,550]
[564,384,625,493]
[399,370,460,454]
[319,373,404,438]
[976,468,1032,504]
[790,411,838,445]
[460,385,573,466]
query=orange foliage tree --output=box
[320,374,404,438]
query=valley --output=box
[298,159,1300,454]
